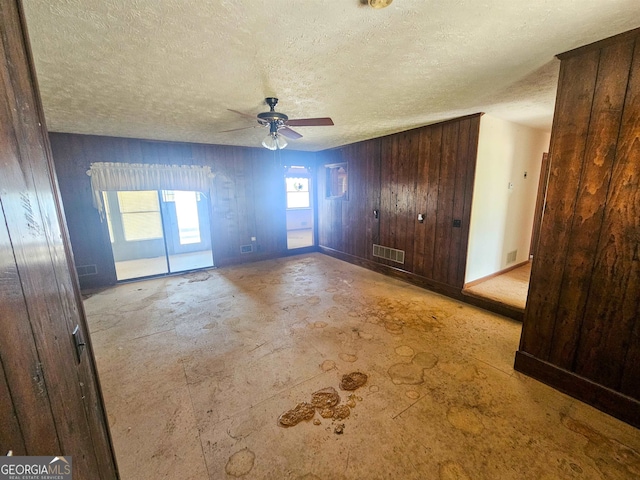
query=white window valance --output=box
[87,162,214,218]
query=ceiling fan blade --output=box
[287,117,334,127]
[227,108,257,120]
[279,126,303,139]
[219,125,260,133]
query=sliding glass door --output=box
[162,190,213,273]
[103,190,213,281]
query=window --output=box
[173,191,202,245]
[326,163,348,199]
[117,191,163,241]
[286,177,310,209]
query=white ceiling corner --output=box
[21,0,640,151]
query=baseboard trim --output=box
[318,246,523,321]
[464,260,530,288]
[514,351,640,429]
[319,246,462,297]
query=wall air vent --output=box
[507,250,517,263]
[373,244,405,264]
[240,244,253,254]
[76,264,98,276]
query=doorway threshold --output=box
[461,261,532,321]
[115,264,217,284]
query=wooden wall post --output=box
[515,27,640,429]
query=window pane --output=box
[162,190,175,202]
[117,191,163,241]
[173,190,201,245]
[287,191,310,209]
[117,190,160,213]
[286,177,309,193]
[121,212,163,241]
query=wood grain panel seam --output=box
[457,117,480,285]
[547,52,603,364]
[0,349,26,452]
[523,51,600,360]
[605,37,640,389]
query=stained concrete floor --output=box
[84,253,640,479]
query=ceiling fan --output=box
[223,97,334,150]
[359,0,393,8]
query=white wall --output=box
[465,115,550,284]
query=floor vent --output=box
[240,244,253,254]
[373,244,405,264]
[76,264,98,276]
[507,250,517,263]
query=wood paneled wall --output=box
[516,28,640,428]
[49,133,315,289]
[317,114,481,296]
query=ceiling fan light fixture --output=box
[368,0,393,9]
[276,134,288,150]
[262,132,287,150]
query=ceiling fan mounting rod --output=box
[257,97,288,125]
[265,97,279,111]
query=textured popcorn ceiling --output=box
[21,0,640,151]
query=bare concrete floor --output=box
[84,253,640,479]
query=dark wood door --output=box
[0,0,118,477]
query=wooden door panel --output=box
[0,1,118,477]
[0,203,60,455]
[0,358,25,455]
[0,21,99,480]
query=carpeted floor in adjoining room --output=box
[463,262,532,311]
[83,253,639,479]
